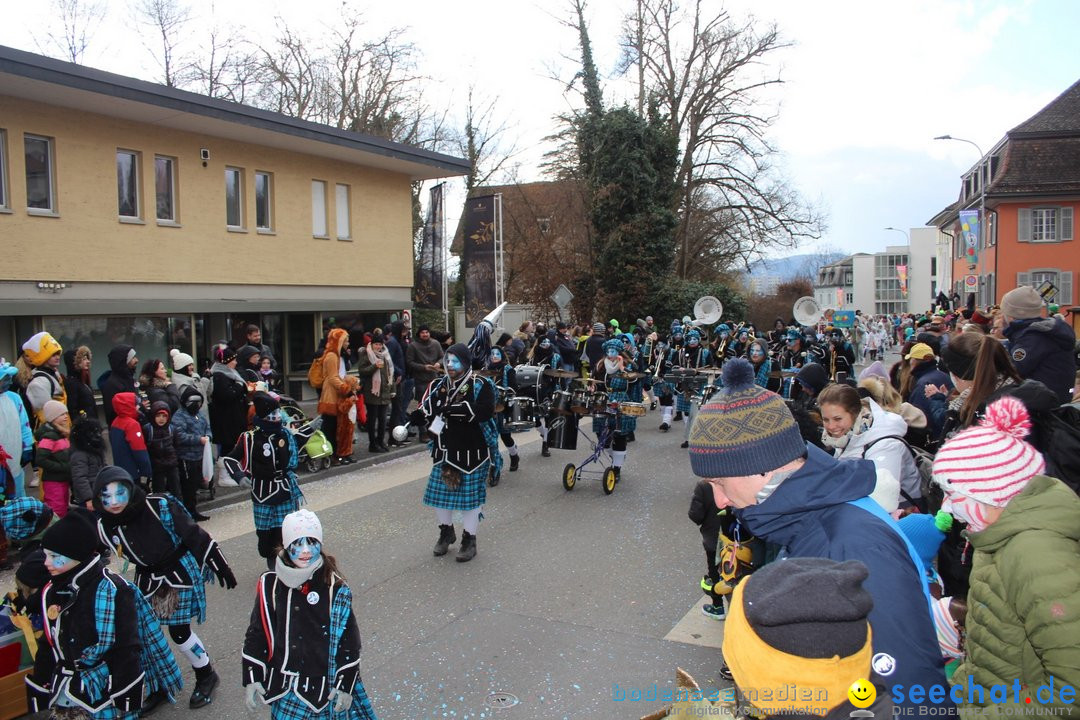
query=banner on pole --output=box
[959,210,979,265]
[462,195,498,326]
[896,264,908,296]
[835,287,845,308]
[414,184,445,309]
[832,310,855,328]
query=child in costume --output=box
[34,400,73,518]
[26,509,182,719]
[222,391,304,567]
[93,466,236,710]
[243,509,377,720]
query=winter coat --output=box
[906,361,952,438]
[171,406,211,463]
[170,371,211,423]
[407,338,444,389]
[33,422,70,485]
[140,376,181,416]
[109,392,152,481]
[99,345,138,426]
[356,348,393,406]
[25,367,67,428]
[737,444,950,709]
[385,334,405,381]
[830,399,922,504]
[953,475,1080,712]
[69,419,106,506]
[688,480,726,552]
[62,349,97,422]
[318,328,350,416]
[143,420,179,471]
[210,367,248,451]
[1003,316,1077,403]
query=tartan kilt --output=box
[252,473,304,531]
[653,380,672,397]
[675,393,693,414]
[423,460,488,511]
[592,411,634,436]
[269,686,378,720]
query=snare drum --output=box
[570,388,591,415]
[514,365,544,400]
[589,391,610,417]
[495,385,513,413]
[545,413,578,450]
[617,401,647,417]
[550,390,574,416]
[505,397,538,432]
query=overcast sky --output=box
[3,0,1079,260]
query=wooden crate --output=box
[0,668,29,720]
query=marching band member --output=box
[528,335,562,457]
[658,325,686,428]
[673,329,711,424]
[485,347,519,479]
[590,340,632,481]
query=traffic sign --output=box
[964,274,979,292]
[550,284,574,309]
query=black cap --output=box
[252,391,279,418]
[42,510,100,563]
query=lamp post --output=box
[935,134,988,308]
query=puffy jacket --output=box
[737,444,950,709]
[688,480,726,552]
[318,329,350,416]
[907,361,952,438]
[1004,316,1077,403]
[99,345,138,426]
[33,422,70,485]
[142,402,178,470]
[171,406,211,462]
[109,392,152,481]
[831,398,922,504]
[954,475,1080,711]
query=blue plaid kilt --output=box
[593,376,635,434]
[132,588,184,697]
[269,686,377,720]
[675,392,694,414]
[422,460,489,511]
[252,472,304,531]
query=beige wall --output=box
[0,95,414,287]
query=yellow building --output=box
[0,45,467,392]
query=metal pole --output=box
[494,193,504,308]
[441,183,449,332]
[934,135,986,307]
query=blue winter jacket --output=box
[907,362,952,439]
[1004,316,1077,403]
[171,407,212,462]
[737,444,952,711]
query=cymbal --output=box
[619,371,647,380]
[543,368,578,378]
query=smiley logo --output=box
[848,679,876,709]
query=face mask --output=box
[186,399,202,413]
[942,494,992,533]
[288,537,322,568]
[101,481,131,513]
[605,348,618,358]
[445,354,464,374]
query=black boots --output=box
[189,665,219,709]
[674,411,684,421]
[509,454,520,471]
[456,531,477,562]
[541,442,551,457]
[433,524,456,556]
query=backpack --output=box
[1036,404,1080,495]
[307,351,325,390]
[862,434,936,511]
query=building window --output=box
[311,180,328,237]
[1018,206,1073,243]
[24,134,55,213]
[1032,208,1056,242]
[116,149,140,219]
[1017,269,1073,306]
[255,171,273,231]
[335,183,350,240]
[155,155,177,222]
[225,166,243,229]
[0,129,8,209]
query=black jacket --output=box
[62,349,97,423]
[99,345,138,426]
[418,373,495,472]
[1004,316,1078,403]
[210,371,248,450]
[688,480,726,552]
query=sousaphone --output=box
[792,296,824,327]
[691,296,723,327]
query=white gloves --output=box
[244,682,266,710]
[331,689,353,713]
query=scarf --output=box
[275,555,324,589]
[603,358,622,376]
[366,345,393,396]
[821,404,874,451]
[210,362,245,386]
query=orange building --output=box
[930,79,1079,332]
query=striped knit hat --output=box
[688,358,806,477]
[932,396,1045,507]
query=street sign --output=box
[964,274,979,293]
[1036,280,1057,301]
[550,284,574,309]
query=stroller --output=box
[280,401,334,473]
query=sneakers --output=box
[702,603,726,621]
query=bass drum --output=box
[546,413,578,450]
[514,365,544,400]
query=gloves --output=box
[331,689,353,713]
[244,682,266,710]
[207,545,238,589]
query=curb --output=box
[198,442,429,512]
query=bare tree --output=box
[188,24,260,103]
[39,0,106,63]
[620,0,824,279]
[134,0,191,87]
[454,87,522,192]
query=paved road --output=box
[134,410,726,720]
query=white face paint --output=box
[941,494,992,533]
[44,549,79,575]
[287,537,322,568]
[100,481,131,514]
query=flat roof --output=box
[0,45,470,181]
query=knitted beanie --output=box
[795,362,829,395]
[1001,286,1044,320]
[897,511,952,571]
[592,322,605,333]
[252,391,279,418]
[282,509,323,547]
[170,348,195,371]
[932,396,1045,507]
[0,496,54,541]
[941,342,976,381]
[688,358,806,477]
[215,344,237,364]
[722,557,873,715]
[43,400,69,424]
[22,332,62,367]
[42,509,100,562]
[857,361,888,383]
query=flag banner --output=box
[896,264,908,296]
[414,184,445,309]
[462,194,498,326]
[835,287,845,308]
[832,310,855,328]
[959,210,979,265]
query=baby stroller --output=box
[281,403,334,473]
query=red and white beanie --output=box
[932,396,1045,507]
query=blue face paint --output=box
[287,537,322,568]
[540,339,551,349]
[44,549,78,575]
[750,347,765,359]
[490,349,502,362]
[445,354,464,373]
[605,347,619,358]
[101,481,130,513]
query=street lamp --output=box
[884,226,909,242]
[935,134,988,307]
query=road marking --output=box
[664,596,726,649]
